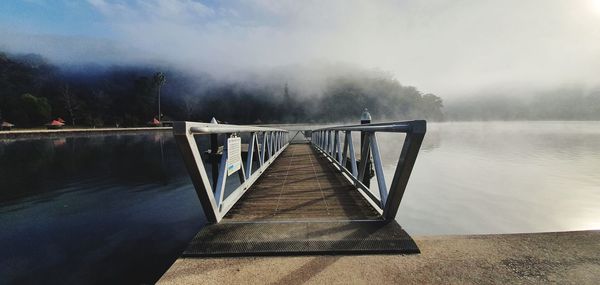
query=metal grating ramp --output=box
[183,221,419,257]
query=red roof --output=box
[48,120,65,126]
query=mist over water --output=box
[393,121,600,235]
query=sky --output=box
[1,0,600,97]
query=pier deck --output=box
[224,144,379,222]
[181,143,418,257]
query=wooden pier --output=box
[182,143,418,256]
[161,121,600,284]
[171,120,425,256]
[224,144,379,222]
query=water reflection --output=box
[380,121,600,235]
[0,133,205,284]
[1,122,600,283]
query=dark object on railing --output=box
[311,120,426,221]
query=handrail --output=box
[310,120,426,221]
[313,122,414,133]
[173,121,289,223]
[174,121,287,135]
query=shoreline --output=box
[0,127,172,139]
[158,230,600,284]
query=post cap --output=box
[361,108,372,121]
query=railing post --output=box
[246,132,256,179]
[335,131,342,162]
[214,133,231,210]
[342,131,349,167]
[210,134,219,190]
[320,131,324,148]
[260,132,266,166]
[325,131,329,152]
[329,131,335,156]
[173,122,219,223]
[370,133,388,207]
[329,131,334,156]
[360,108,372,187]
[382,120,426,221]
[358,132,371,183]
[267,131,273,158]
[347,132,358,177]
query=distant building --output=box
[46,120,65,129]
[1,121,15,131]
[147,118,161,127]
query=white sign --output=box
[226,137,242,176]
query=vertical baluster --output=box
[347,132,358,177]
[319,131,323,148]
[269,132,274,158]
[330,131,335,156]
[336,131,342,162]
[324,131,329,152]
[214,134,230,210]
[332,131,338,160]
[260,132,266,166]
[358,132,371,182]
[246,132,256,179]
[328,131,333,155]
[342,131,349,168]
[370,133,387,207]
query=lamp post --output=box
[154,72,166,125]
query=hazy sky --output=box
[1,0,600,97]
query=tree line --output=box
[445,88,600,121]
[0,52,444,128]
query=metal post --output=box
[210,134,219,189]
[360,108,372,187]
[382,120,426,220]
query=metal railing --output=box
[173,121,289,223]
[311,120,426,221]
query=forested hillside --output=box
[0,52,444,127]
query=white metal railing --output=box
[310,120,426,221]
[173,121,289,223]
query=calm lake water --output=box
[1,121,599,283]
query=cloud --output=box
[5,0,600,97]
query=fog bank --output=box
[2,0,600,98]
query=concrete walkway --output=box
[158,230,600,284]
